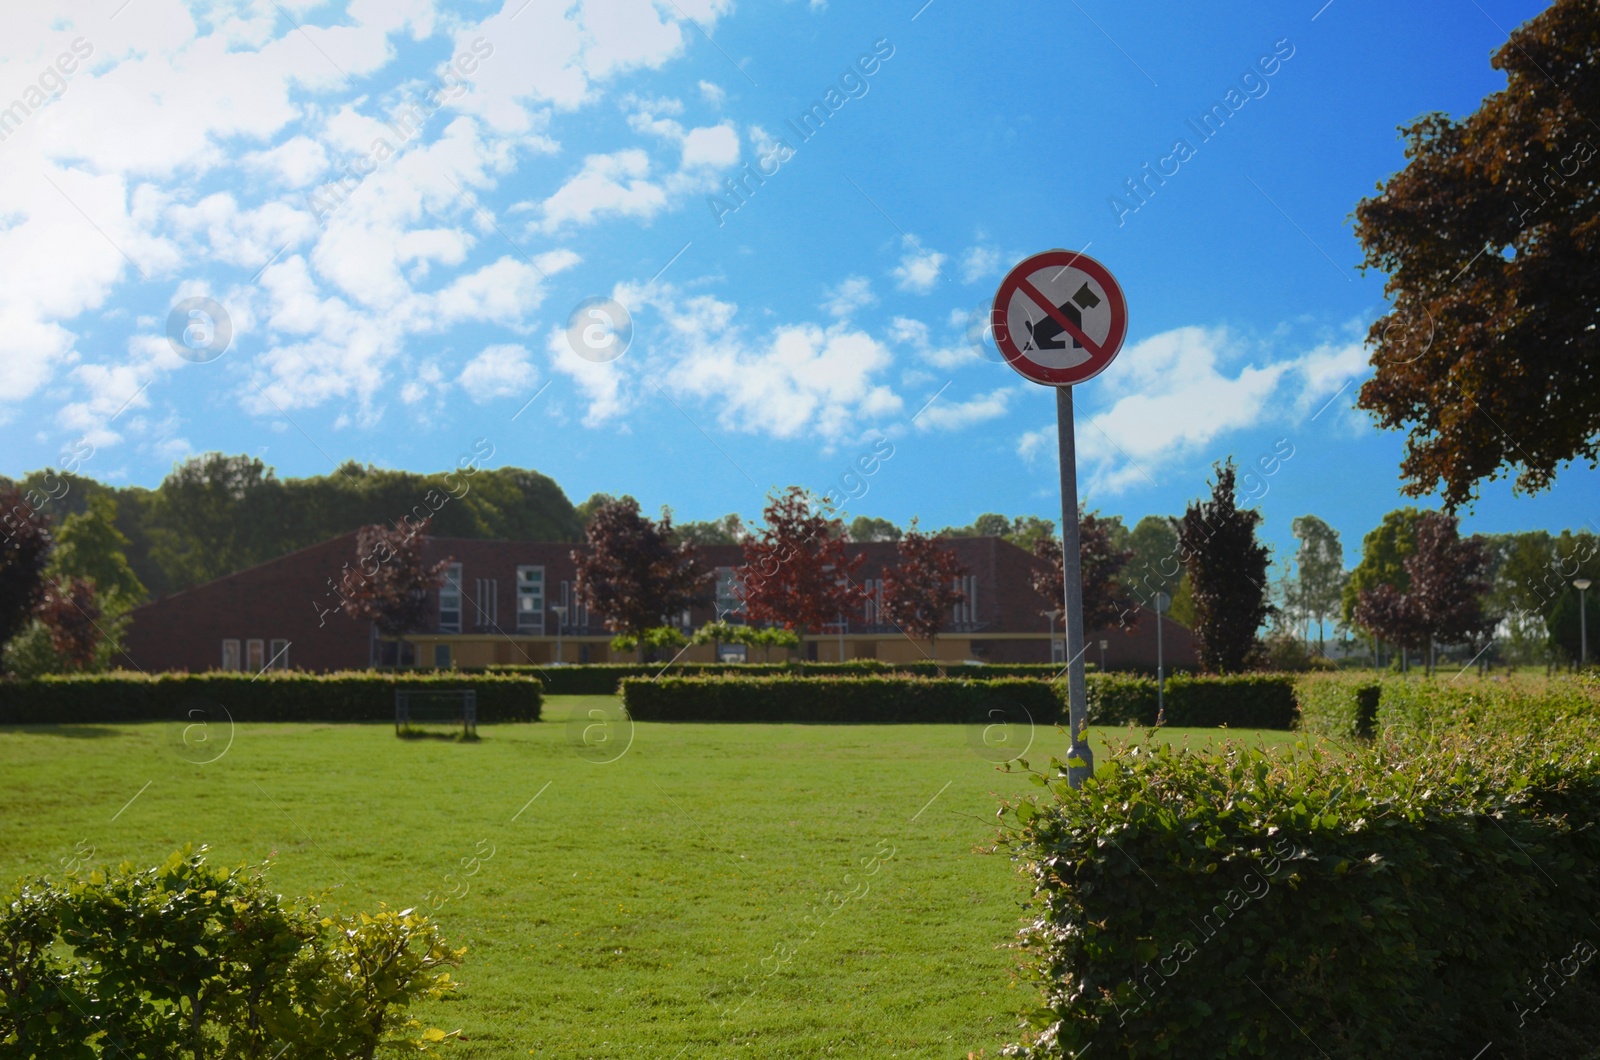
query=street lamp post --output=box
[550,605,568,664]
[1577,578,1593,669]
[1043,610,1063,664]
[1154,592,1171,724]
[1098,638,1109,672]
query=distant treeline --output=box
[2,451,582,599]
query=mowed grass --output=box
[0,696,1297,1058]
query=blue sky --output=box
[2,0,1593,564]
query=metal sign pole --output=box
[1056,385,1093,787]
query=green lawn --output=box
[0,697,1297,1058]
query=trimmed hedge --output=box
[1002,710,1600,1058]
[0,671,541,725]
[620,675,1064,725]
[488,660,1081,696]
[1086,673,1298,730]
[1294,672,1600,740]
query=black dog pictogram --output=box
[1027,282,1102,351]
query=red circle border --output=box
[991,250,1129,387]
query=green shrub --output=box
[1294,673,1600,740]
[0,671,540,726]
[489,660,1076,696]
[620,675,1064,725]
[1085,673,1298,729]
[1000,717,1600,1059]
[0,845,462,1058]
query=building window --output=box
[221,639,241,671]
[439,563,463,632]
[560,580,589,630]
[474,578,498,630]
[267,639,290,670]
[434,643,452,669]
[715,567,743,618]
[246,639,265,672]
[953,576,978,625]
[517,566,545,632]
[863,578,884,624]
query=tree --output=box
[748,626,799,662]
[338,518,452,639]
[611,626,689,661]
[1352,0,1600,507]
[1548,587,1600,666]
[50,494,146,607]
[1353,583,1428,666]
[943,513,1058,552]
[1483,530,1559,665]
[573,497,708,659]
[1175,461,1273,673]
[738,487,865,650]
[1405,511,1497,666]
[34,577,105,671]
[880,521,967,655]
[577,498,707,638]
[676,513,747,546]
[1287,515,1347,649]
[0,485,53,670]
[1342,507,1426,630]
[149,453,284,588]
[847,516,901,543]
[1030,509,1134,632]
[1353,511,1496,672]
[1121,514,1182,610]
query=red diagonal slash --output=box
[1016,275,1105,358]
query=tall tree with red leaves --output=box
[738,487,865,653]
[573,497,708,657]
[0,486,53,669]
[35,577,104,671]
[1031,509,1134,633]
[881,521,967,656]
[339,518,452,638]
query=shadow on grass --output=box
[394,727,482,743]
[0,725,125,739]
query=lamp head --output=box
[1577,578,1593,592]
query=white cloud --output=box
[698,80,726,106]
[890,314,978,369]
[891,235,945,293]
[960,243,1002,284]
[1017,326,1375,494]
[458,344,538,403]
[914,387,1014,432]
[1018,425,1056,464]
[547,323,631,427]
[680,122,740,168]
[244,136,330,187]
[822,276,876,318]
[609,281,906,439]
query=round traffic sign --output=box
[992,250,1128,386]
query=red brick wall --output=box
[120,532,1201,673]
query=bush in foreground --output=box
[0,846,462,1058]
[999,718,1600,1058]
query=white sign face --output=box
[992,251,1128,387]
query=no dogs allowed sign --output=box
[991,250,1128,386]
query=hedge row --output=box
[620,675,1063,725]
[1294,672,1600,740]
[1086,673,1298,730]
[487,660,1081,695]
[1002,709,1600,1058]
[0,671,541,725]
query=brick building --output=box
[119,532,1199,673]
